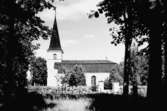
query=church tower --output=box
[47,8,63,87]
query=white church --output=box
[46,10,119,92]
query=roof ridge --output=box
[62,59,111,61]
[62,60,116,64]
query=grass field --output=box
[42,93,149,111]
[45,98,91,111]
[0,86,150,111]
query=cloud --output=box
[36,0,104,29]
[57,0,103,21]
[62,39,79,47]
[38,0,103,23]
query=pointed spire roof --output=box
[48,8,63,53]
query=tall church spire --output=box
[48,8,63,53]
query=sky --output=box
[34,0,125,63]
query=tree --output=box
[117,62,124,80]
[104,78,113,90]
[91,1,167,101]
[111,65,124,84]
[130,40,139,96]
[68,73,78,87]
[134,55,149,86]
[135,0,167,102]
[0,0,54,100]
[90,0,149,96]
[162,22,167,98]
[104,65,123,90]
[62,65,86,87]
[117,42,149,95]
[30,57,47,86]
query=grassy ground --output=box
[43,93,148,111]
[0,86,164,111]
[45,98,91,111]
[0,92,161,111]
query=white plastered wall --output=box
[46,50,63,87]
[84,73,110,91]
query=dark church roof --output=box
[48,9,63,52]
[54,60,117,73]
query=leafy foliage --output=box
[90,0,149,46]
[130,41,149,86]
[110,66,123,84]
[89,0,150,95]
[62,65,86,87]
[104,78,113,89]
[30,57,47,86]
[0,0,54,99]
[104,65,123,89]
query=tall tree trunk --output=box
[123,25,132,96]
[132,74,138,96]
[123,1,133,96]
[131,40,138,96]
[147,12,162,103]
[123,39,130,96]
[162,30,167,98]
[4,0,20,100]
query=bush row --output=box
[28,85,147,99]
[28,86,97,99]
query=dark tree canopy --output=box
[30,57,47,86]
[90,0,149,95]
[90,0,167,99]
[0,0,55,100]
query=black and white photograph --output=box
[0,0,167,111]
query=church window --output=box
[53,54,57,59]
[91,76,96,87]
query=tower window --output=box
[53,54,57,59]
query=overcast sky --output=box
[35,0,125,63]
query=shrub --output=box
[91,86,98,92]
[104,78,113,89]
[62,65,86,87]
[28,86,94,99]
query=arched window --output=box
[53,54,57,59]
[91,76,96,87]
